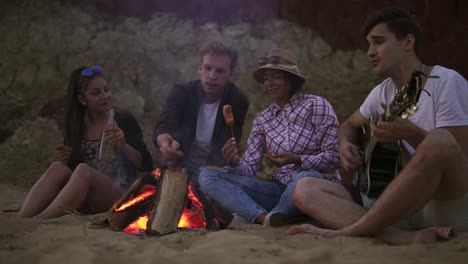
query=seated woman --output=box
[198,49,341,226]
[18,66,153,219]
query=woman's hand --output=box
[104,122,126,147]
[266,152,301,166]
[222,137,240,166]
[55,144,72,163]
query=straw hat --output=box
[252,49,305,84]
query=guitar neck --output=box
[384,104,395,122]
[364,137,377,163]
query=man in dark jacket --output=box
[153,40,249,187]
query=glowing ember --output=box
[117,181,206,235]
[180,185,206,228]
[152,168,161,177]
[115,185,156,211]
[124,214,149,234]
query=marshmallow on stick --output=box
[223,105,235,138]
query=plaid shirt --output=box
[232,92,341,185]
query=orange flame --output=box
[118,180,206,235]
[115,185,155,212]
[152,168,161,177]
[124,214,149,234]
[179,185,206,228]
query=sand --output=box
[1,183,467,264]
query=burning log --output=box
[94,168,222,235]
[107,187,155,230]
[114,173,158,210]
[147,168,189,235]
[106,173,158,230]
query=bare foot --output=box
[379,226,454,245]
[287,224,338,238]
[428,226,453,240]
[412,227,454,243]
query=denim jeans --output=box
[198,167,322,223]
[186,164,201,187]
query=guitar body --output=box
[356,126,402,198]
[353,70,434,198]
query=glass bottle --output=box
[99,109,115,163]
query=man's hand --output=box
[55,144,72,163]
[371,116,412,143]
[339,140,362,174]
[266,152,301,166]
[222,137,240,166]
[157,133,184,159]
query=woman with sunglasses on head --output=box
[199,49,341,226]
[18,66,153,219]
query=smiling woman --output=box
[17,66,153,219]
[262,70,291,107]
[254,49,305,107]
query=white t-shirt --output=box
[185,100,220,170]
[360,65,468,157]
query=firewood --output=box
[113,173,158,211]
[113,177,144,210]
[107,194,155,230]
[148,168,189,235]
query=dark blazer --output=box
[153,80,249,168]
[114,111,153,188]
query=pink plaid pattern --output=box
[233,92,341,185]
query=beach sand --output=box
[1,183,467,264]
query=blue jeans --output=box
[186,165,201,187]
[198,167,322,223]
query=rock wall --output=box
[3,0,458,187]
[64,0,468,78]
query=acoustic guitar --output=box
[354,70,437,198]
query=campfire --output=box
[103,168,217,235]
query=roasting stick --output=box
[223,105,235,166]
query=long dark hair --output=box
[63,66,106,169]
[285,72,304,95]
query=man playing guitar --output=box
[287,7,468,244]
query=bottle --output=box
[99,109,115,163]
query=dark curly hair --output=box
[362,7,422,57]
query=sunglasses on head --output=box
[82,65,103,76]
[257,56,293,66]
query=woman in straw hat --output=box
[199,49,341,226]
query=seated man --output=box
[288,7,468,244]
[153,41,249,227]
[153,40,249,185]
